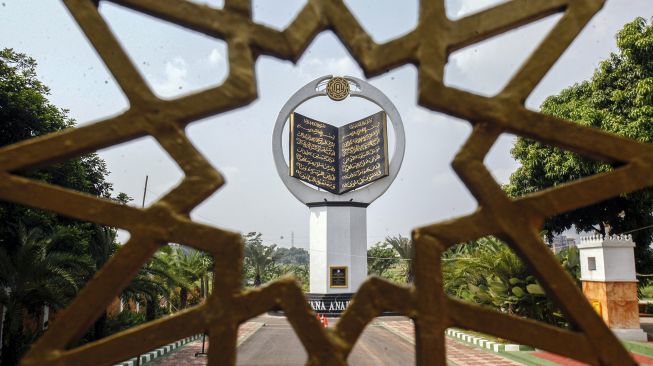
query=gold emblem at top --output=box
[326,77,350,101]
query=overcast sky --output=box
[1,1,652,249]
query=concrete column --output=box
[578,234,647,341]
[309,205,367,294]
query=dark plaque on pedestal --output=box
[289,111,389,194]
[329,266,348,288]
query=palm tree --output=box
[0,224,92,365]
[172,248,210,309]
[88,225,118,340]
[121,245,195,319]
[121,265,170,321]
[150,248,187,313]
[243,232,280,286]
[383,235,414,283]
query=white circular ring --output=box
[272,75,405,206]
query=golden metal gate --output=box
[0,0,641,364]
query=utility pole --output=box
[135,175,148,366]
[141,175,149,208]
[291,231,295,248]
[137,176,148,313]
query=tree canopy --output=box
[0,48,116,251]
[0,48,125,364]
[505,17,653,271]
[383,235,414,283]
[243,232,282,286]
[367,242,399,278]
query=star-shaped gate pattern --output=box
[0,0,641,365]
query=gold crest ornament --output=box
[326,77,350,101]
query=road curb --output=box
[237,322,265,347]
[446,328,534,352]
[114,334,202,366]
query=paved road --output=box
[236,315,414,365]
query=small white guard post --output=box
[578,234,647,341]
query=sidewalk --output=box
[379,320,653,366]
[148,321,263,366]
[380,321,520,366]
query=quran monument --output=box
[273,76,405,315]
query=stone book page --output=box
[337,111,389,193]
[289,113,339,193]
[289,111,389,194]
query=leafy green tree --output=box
[557,246,581,286]
[114,193,133,205]
[367,242,399,278]
[243,232,280,286]
[276,247,309,266]
[0,48,123,249]
[505,17,653,271]
[0,49,135,355]
[269,263,309,291]
[0,49,74,147]
[0,225,93,365]
[383,235,414,283]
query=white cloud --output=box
[208,48,224,65]
[446,0,508,19]
[299,56,361,80]
[187,0,224,7]
[326,57,359,76]
[445,14,560,96]
[151,57,189,97]
[457,0,506,17]
[220,166,240,177]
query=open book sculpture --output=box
[289,111,389,194]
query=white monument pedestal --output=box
[578,234,647,342]
[308,204,368,294]
[305,203,368,315]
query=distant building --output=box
[551,235,576,253]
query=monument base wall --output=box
[582,281,640,329]
[306,293,354,316]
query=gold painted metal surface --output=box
[326,76,350,101]
[0,0,639,364]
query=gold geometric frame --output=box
[0,0,640,364]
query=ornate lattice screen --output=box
[1,0,640,365]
